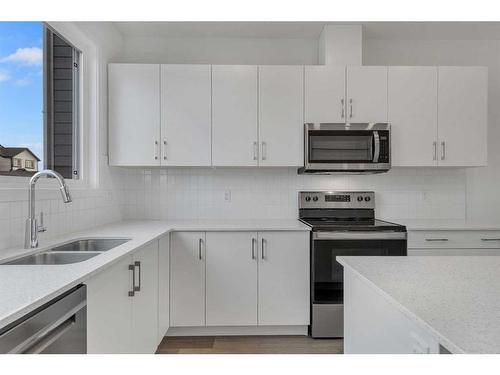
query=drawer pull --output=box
[425,238,449,242]
[481,238,500,241]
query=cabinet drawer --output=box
[408,230,500,249]
[409,248,500,256]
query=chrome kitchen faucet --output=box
[25,170,72,249]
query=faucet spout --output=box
[25,169,72,249]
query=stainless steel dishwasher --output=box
[0,285,86,354]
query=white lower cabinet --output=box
[169,231,310,329]
[258,232,310,325]
[158,235,170,342]
[86,240,159,353]
[170,232,206,327]
[206,232,258,326]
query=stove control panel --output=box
[299,191,375,209]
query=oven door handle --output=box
[313,231,407,240]
[372,131,380,163]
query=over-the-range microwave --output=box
[298,123,391,174]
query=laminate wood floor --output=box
[156,336,343,354]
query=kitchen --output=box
[1,1,500,372]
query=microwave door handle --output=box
[372,131,380,163]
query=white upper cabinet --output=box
[346,66,388,123]
[212,65,258,166]
[389,67,438,167]
[161,65,212,166]
[437,67,488,167]
[258,65,304,167]
[109,64,161,166]
[205,232,258,326]
[304,65,346,123]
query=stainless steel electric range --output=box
[299,191,407,338]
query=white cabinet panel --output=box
[170,232,206,327]
[86,255,133,353]
[206,232,258,326]
[158,235,170,343]
[259,65,304,166]
[409,248,500,256]
[131,241,159,353]
[305,66,346,123]
[438,67,488,167]
[212,65,258,166]
[161,64,212,166]
[258,232,310,325]
[346,66,388,123]
[389,67,438,167]
[109,64,160,166]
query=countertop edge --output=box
[337,256,466,354]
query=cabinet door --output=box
[438,67,488,167]
[158,235,170,343]
[132,241,159,353]
[346,66,388,123]
[161,65,212,166]
[212,65,258,166]
[389,67,438,167]
[305,65,346,123]
[259,65,304,166]
[258,232,310,325]
[205,232,258,326]
[170,232,206,327]
[109,64,161,166]
[86,255,133,353]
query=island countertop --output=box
[337,255,500,354]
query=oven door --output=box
[303,123,390,173]
[310,231,406,338]
[311,231,407,305]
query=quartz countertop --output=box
[399,219,500,231]
[337,255,500,354]
[0,219,310,330]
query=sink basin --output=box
[47,238,130,252]
[3,252,99,265]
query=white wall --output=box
[0,22,126,252]
[363,38,500,221]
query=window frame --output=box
[25,160,35,169]
[0,21,97,192]
[12,158,22,168]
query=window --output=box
[0,22,80,179]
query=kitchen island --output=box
[337,256,500,354]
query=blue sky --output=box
[0,21,43,165]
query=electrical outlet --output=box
[224,190,231,202]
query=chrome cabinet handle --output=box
[349,98,353,118]
[341,99,345,119]
[128,264,135,297]
[481,238,500,241]
[261,238,266,260]
[163,140,167,161]
[425,238,449,242]
[253,141,258,161]
[441,141,446,160]
[198,238,203,260]
[261,141,267,161]
[133,261,141,292]
[251,238,256,260]
[433,141,437,161]
[154,140,159,160]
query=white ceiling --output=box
[112,21,500,40]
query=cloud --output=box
[0,47,43,66]
[15,77,32,86]
[0,71,10,82]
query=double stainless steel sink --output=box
[2,238,130,265]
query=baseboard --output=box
[166,325,309,336]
